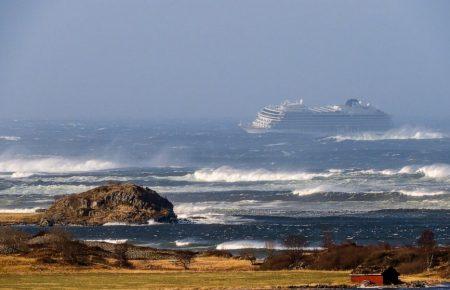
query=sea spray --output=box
[189,166,333,182]
[0,156,121,176]
[327,127,446,142]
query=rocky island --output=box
[0,183,177,226]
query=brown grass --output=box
[0,255,253,273]
[0,213,41,225]
[0,254,447,289]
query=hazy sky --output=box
[1,1,449,121]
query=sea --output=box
[0,120,449,251]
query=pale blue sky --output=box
[1,1,449,120]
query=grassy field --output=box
[0,271,351,289]
[0,255,352,289]
[0,254,446,289]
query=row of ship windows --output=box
[257,116,389,121]
[259,113,387,118]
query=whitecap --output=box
[174,238,203,247]
[292,185,330,196]
[83,239,127,244]
[0,207,42,213]
[327,127,446,142]
[10,172,34,178]
[357,164,450,181]
[147,219,162,225]
[397,189,448,197]
[102,222,129,226]
[0,156,121,175]
[0,136,21,141]
[0,184,94,196]
[186,166,332,183]
[215,240,324,251]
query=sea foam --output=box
[84,239,128,244]
[0,156,121,176]
[189,166,332,182]
[0,136,21,141]
[292,185,333,196]
[215,240,323,251]
[379,164,450,180]
[397,189,448,197]
[0,207,42,213]
[327,127,446,142]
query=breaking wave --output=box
[327,127,446,142]
[216,240,284,250]
[0,184,94,196]
[174,201,256,224]
[0,136,21,141]
[188,166,333,182]
[84,239,128,244]
[174,238,205,247]
[0,156,121,176]
[397,189,448,197]
[373,164,450,180]
[292,185,335,196]
[291,190,450,202]
[215,240,323,251]
[0,207,42,213]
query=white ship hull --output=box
[242,98,393,135]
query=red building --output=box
[350,266,400,286]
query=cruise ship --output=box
[241,98,393,135]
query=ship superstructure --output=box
[242,98,392,134]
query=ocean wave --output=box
[174,202,256,224]
[0,184,94,196]
[147,219,162,225]
[292,185,334,196]
[374,164,450,180]
[397,189,448,197]
[327,127,446,142]
[0,156,121,176]
[291,189,450,201]
[215,240,323,251]
[10,172,35,178]
[102,222,130,226]
[187,166,333,182]
[83,239,128,244]
[0,136,21,141]
[413,164,450,180]
[0,207,41,213]
[174,238,204,247]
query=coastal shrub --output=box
[198,250,232,258]
[310,244,380,270]
[282,234,308,268]
[0,226,31,253]
[114,243,132,268]
[260,252,293,270]
[36,256,57,264]
[321,231,335,249]
[417,229,436,249]
[174,251,196,270]
[39,228,91,266]
[264,240,277,259]
[395,259,427,274]
[438,265,450,279]
[239,249,257,265]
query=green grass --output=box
[0,271,350,289]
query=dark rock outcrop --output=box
[39,183,177,226]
